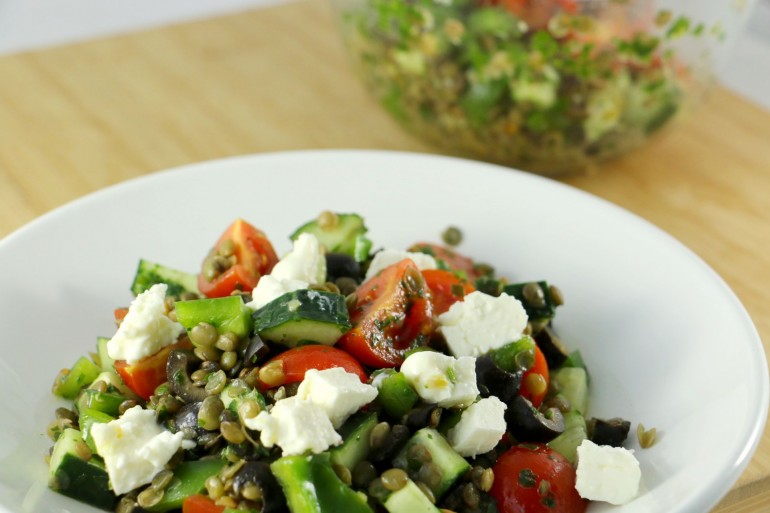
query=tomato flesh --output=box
[257,345,368,390]
[198,219,278,298]
[408,242,484,281]
[521,345,549,408]
[182,495,224,513]
[421,269,475,316]
[337,259,434,368]
[490,444,587,513]
[114,338,191,401]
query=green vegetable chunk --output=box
[290,212,368,257]
[146,459,228,512]
[130,259,200,298]
[175,295,253,339]
[375,370,418,420]
[52,357,103,400]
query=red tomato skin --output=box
[114,338,192,401]
[198,219,279,298]
[421,269,475,316]
[490,444,587,513]
[337,259,434,368]
[521,345,549,407]
[257,345,368,390]
[182,495,224,513]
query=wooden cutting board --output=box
[0,1,768,510]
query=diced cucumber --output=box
[488,335,536,373]
[75,388,127,417]
[562,349,588,373]
[48,428,116,511]
[547,408,587,464]
[502,281,560,322]
[175,295,253,339]
[89,370,136,399]
[382,479,441,513]
[52,357,103,400]
[375,370,418,420]
[353,234,373,263]
[130,259,200,298]
[290,213,368,257]
[550,367,589,416]
[78,408,114,454]
[96,337,114,371]
[393,428,470,500]
[330,412,378,472]
[252,289,351,347]
[146,458,227,512]
[271,453,374,513]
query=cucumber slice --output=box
[48,428,116,510]
[252,289,351,347]
[382,479,441,513]
[130,259,200,298]
[52,357,102,400]
[78,408,114,453]
[393,428,470,500]
[290,213,368,257]
[330,412,378,472]
[96,337,114,371]
[547,408,587,464]
[502,281,560,322]
[550,367,589,416]
[175,295,253,339]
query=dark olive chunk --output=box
[232,461,289,513]
[475,355,521,403]
[534,325,569,368]
[506,395,565,444]
[325,253,362,281]
[588,417,631,447]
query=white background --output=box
[0,0,768,111]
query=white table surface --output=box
[0,0,769,112]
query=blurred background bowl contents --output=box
[332,0,756,175]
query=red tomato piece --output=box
[408,242,484,281]
[490,444,587,513]
[198,219,279,298]
[337,259,434,368]
[182,495,224,513]
[257,345,368,390]
[114,338,192,401]
[521,345,549,408]
[421,269,475,316]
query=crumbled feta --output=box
[296,368,378,429]
[244,396,342,456]
[270,233,326,285]
[364,249,437,280]
[107,284,183,364]
[246,275,308,310]
[447,397,507,457]
[400,351,478,408]
[91,406,185,495]
[438,291,528,357]
[575,439,641,505]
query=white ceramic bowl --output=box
[0,150,766,513]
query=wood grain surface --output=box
[0,0,768,510]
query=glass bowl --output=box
[330,0,757,175]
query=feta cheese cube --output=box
[296,368,378,429]
[107,284,183,364]
[270,233,326,285]
[244,396,342,456]
[575,439,641,505]
[246,275,309,310]
[400,351,478,408]
[447,397,507,457]
[438,291,528,357]
[365,249,437,280]
[91,406,185,495]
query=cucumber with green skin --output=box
[146,458,227,512]
[550,366,589,416]
[96,337,114,371]
[392,428,470,500]
[78,408,114,453]
[382,479,441,513]
[175,295,253,339]
[271,452,374,513]
[75,388,127,417]
[52,357,103,400]
[48,428,116,511]
[130,259,200,298]
[290,213,368,257]
[252,289,351,347]
[548,408,587,465]
[330,411,378,472]
[502,281,560,322]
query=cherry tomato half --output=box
[337,259,434,368]
[421,269,475,316]
[198,219,279,298]
[114,338,192,401]
[490,444,587,513]
[521,345,549,408]
[257,345,368,390]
